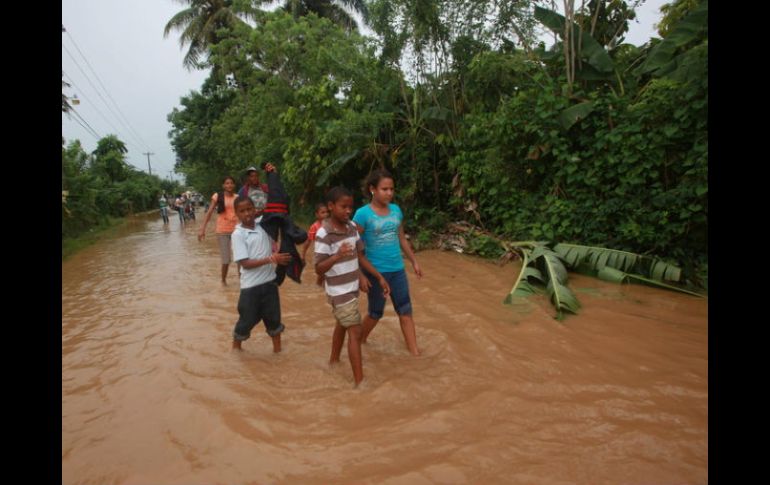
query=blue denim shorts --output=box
[365,269,412,319]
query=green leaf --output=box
[635,0,708,77]
[556,243,639,273]
[533,245,581,319]
[504,249,536,304]
[316,149,359,186]
[625,273,704,298]
[559,101,595,130]
[597,266,628,283]
[598,266,704,298]
[534,6,614,73]
[650,259,682,282]
[422,106,452,122]
[546,279,581,321]
[575,63,614,81]
[553,243,589,269]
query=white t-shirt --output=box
[231,221,275,289]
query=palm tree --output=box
[164,0,259,70]
[279,0,369,31]
[92,135,129,183]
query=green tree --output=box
[577,0,639,49]
[657,0,702,37]
[163,0,260,70]
[91,135,129,184]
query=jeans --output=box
[364,269,412,319]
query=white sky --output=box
[62,0,668,183]
[623,0,667,46]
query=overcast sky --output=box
[62,0,669,184]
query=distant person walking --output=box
[198,176,239,285]
[159,193,169,225]
[174,194,185,224]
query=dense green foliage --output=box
[160,0,707,287]
[162,1,707,287]
[62,137,183,241]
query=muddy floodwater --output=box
[62,211,708,485]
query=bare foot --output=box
[231,340,242,351]
[272,334,282,353]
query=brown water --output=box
[62,212,708,485]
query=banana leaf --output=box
[421,106,452,122]
[316,149,359,186]
[634,0,708,77]
[559,101,595,130]
[504,240,701,320]
[533,245,581,320]
[555,243,682,282]
[649,259,682,282]
[554,243,639,273]
[597,266,704,298]
[534,6,614,73]
[504,249,543,304]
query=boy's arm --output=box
[315,243,353,275]
[239,253,291,269]
[233,231,291,269]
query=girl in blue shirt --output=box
[352,169,422,356]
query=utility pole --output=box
[143,152,154,175]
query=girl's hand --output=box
[412,261,423,279]
[379,278,391,297]
[197,230,205,242]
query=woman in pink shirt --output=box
[198,176,239,285]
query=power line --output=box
[67,107,102,141]
[62,70,125,141]
[63,28,153,152]
[62,43,147,151]
[68,115,100,141]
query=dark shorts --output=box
[233,281,284,341]
[365,269,412,320]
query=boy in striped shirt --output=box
[314,186,390,387]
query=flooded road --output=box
[62,211,708,484]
